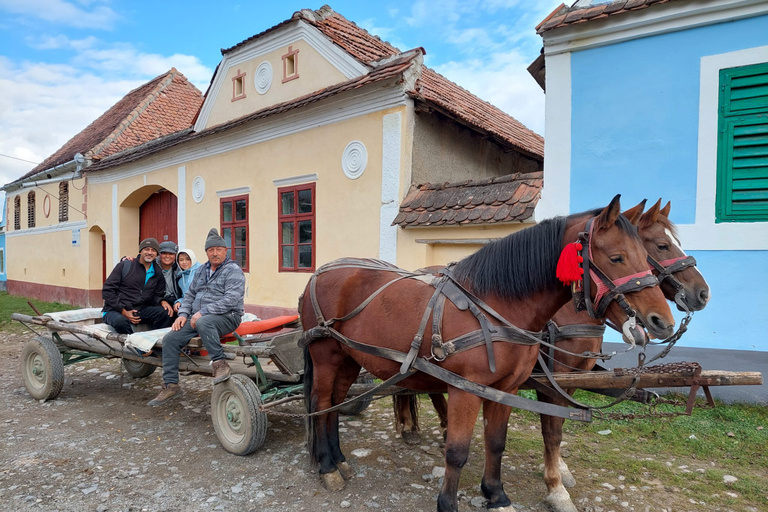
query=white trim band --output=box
[273,174,319,187]
[216,186,252,197]
[6,220,87,238]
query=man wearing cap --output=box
[102,238,175,335]
[148,228,245,406]
[157,241,182,317]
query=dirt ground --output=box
[0,330,761,512]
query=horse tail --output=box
[393,393,420,435]
[303,344,317,466]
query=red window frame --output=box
[219,195,249,272]
[278,183,315,272]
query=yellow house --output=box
[3,6,544,318]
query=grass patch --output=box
[0,291,75,332]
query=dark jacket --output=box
[178,257,245,318]
[160,262,183,304]
[102,257,166,313]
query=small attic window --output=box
[232,69,246,102]
[282,45,300,83]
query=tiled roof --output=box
[392,172,542,228]
[225,5,543,159]
[87,52,421,173]
[537,0,684,34]
[10,69,202,185]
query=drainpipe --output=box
[5,153,85,191]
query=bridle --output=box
[646,254,697,312]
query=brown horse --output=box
[300,195,675,512]
[392,199,710,512]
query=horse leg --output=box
[437,389,483,512]
[393,394,422,445]
[480,400,515,511]
[330,358,362,480]
[538,390,578,512]
[430,393,449,441]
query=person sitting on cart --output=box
[173,247,201,313]
[102,238,175,336]
[148,228,245,407]
[157,240,182,318]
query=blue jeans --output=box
[160,311,241,385]
[103,306,174,334]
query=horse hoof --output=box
[338,461,353,480]
[558,459,576,488]
[402,430,422,445]
[321,470,346,492]
[545,488,577,512]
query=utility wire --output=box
[0,153,40,165]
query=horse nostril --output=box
[699,289,710,305]
[648,313,673,336]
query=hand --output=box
[161,301,173,316]
[173,302,181,313]
[172,316,186,331]
[122,309,141,324]
[190,311,203,329]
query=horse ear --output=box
[640,199,662,226]
[596,194,622,230]
[623,199,647,226]
[660,201,671,218]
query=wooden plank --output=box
[524,370,762,389]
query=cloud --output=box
[0,0,118,29]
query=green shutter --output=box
[716,63,768,222]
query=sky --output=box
[0,0,563,187]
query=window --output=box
[14,196,20,230]
[220,195,248,271]
[278,183,315,272]
[716,62,768,222]
[27,191,35,228]
[281,45,300,83]
[59,181,69,222]
[232,69,246,102]
[0,249,4,275]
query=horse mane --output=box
[451,208,640,300]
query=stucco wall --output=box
[411,111,541,186]
[204,38,349,130]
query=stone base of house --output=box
[0,281,6,292]
[7,280,102,308]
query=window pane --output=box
[235,226,247,246]
[298,189,312,213]
[281,222,294,244]
[226,249,231,260]
[222,202,232,222]
[223,228,232,249]
[282,246,294,268]
[235,200,247,221]
[281,192,294,215]
[234,248,246,269]
[298,220,312,243]
[298,245,312,268]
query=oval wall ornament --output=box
[255,61,273,95]
[192,176,205,203]
[342,141,368,180]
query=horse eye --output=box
[609,255,624,264]
[657,244,669,251]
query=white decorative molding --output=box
[682,44,768,250]
[88,85,408,185]
[273,174,318,187]
[216,186,252,198]
[535,52,571,222]
[543,0,768,56]
[380,112,401,264]
[5,220,86,238]
[195,21,368,131]
[192,176,205,203]
[255,61,273,95]
[341,141,368,179]
[177,166,186,249]
[112,184,119,267]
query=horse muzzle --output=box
[621,316,648,347]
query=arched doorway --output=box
[139,189,177,244]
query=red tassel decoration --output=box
[556,242,584,285]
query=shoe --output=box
[147,383,183,406]
[212,359,232,384]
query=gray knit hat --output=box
[204,228,227,250]
[138,238,161,254]
[159,241,178,254]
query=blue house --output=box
[533,0,768,400]
[0,191,6,291]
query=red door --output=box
[139,190,178,244]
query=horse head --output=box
[638,199,710,312]
[577,194,675,344]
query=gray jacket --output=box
[178,257,245,318]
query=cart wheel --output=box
[339,372,374,416]
[211,374,267,455]
[20,336,65,401]
[122,359,157,379]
